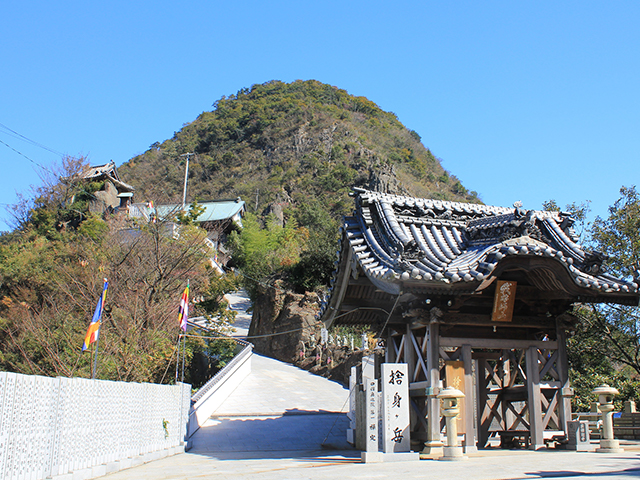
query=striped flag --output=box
[82,279,108,351]
[178,284,189,332]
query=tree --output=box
[0,213,212,381]
[175,201,206,226]
[591,186,640,278]
[577,186,640,377]
[7,156,89,235]
[547,189,640,409]
[0,166,242,384]
[227,212,309,299]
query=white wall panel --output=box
[0,372,190,480]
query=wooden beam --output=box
[339,300,399,312]
[440,337,557,350]
[439,312,557,329]
[555,320,573,434]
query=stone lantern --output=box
[438,386,468,461]
[592,384,623,453]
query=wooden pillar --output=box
[386,332,396,363]
[405,324,415,382]
[462,344,477,453]
[501,350,513,432]
[526,346,544,449]
[422,314,443,455]
[476,356,489,448]
[555,319,573,435]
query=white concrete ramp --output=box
[225,289,252,337]
[189,353,353,456]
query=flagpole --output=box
[181,280,189,383]
[92,333,100,379]
[83,278,108,379]
[181,331,186,383]
[175,334,181,383]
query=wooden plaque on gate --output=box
[492,280,517,322]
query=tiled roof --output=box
[79,161,135,192]
[319,188,639,321]
[155,199,245,223]
[129,199,246,224]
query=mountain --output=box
[118,80,479,219]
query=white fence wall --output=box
[0,372,190,480]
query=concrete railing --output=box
[187,338,253,439]
[0,372,190,480]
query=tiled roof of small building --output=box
[155,199,245,223]
[318,188,639,321]
[79,161,135,192]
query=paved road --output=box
[102,293,640,479]
[189,353,352,455]
[103,353,640,479]
[105,442,640,480]
[224,289,252,337]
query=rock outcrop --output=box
[248,281,375,386]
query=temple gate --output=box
[319,188,639,451]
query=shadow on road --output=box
[188,408,357,461]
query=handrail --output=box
[191,342,252,403]
[188,319,253,404]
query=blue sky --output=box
[1,1,639,232]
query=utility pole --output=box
[180,153,194,209]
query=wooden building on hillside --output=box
[319,188,639,451]
[129,198,246,271]
[77,161,135,214]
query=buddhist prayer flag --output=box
[82,279,108,351]
[178,284,189,332]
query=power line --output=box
[0,138,54,175]
[0,122,65,157]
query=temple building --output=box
[129,198,245,272]
[76,161,135,215]
[319,188,639,451]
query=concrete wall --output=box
[0,372,190,480]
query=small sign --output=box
[362,354,375,380]
[492,280,517,322]
[567,420,591,451]
[364,377,379,452]
[381,364,411,453]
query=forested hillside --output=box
[119,80,481,296]
[119,80,478,216]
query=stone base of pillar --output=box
[439,445,468,461]
[361,452,421,463]
[596,439,624,453]
[420,441,443,457]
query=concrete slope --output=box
[189,353,353,456]
[224,289,252,337]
